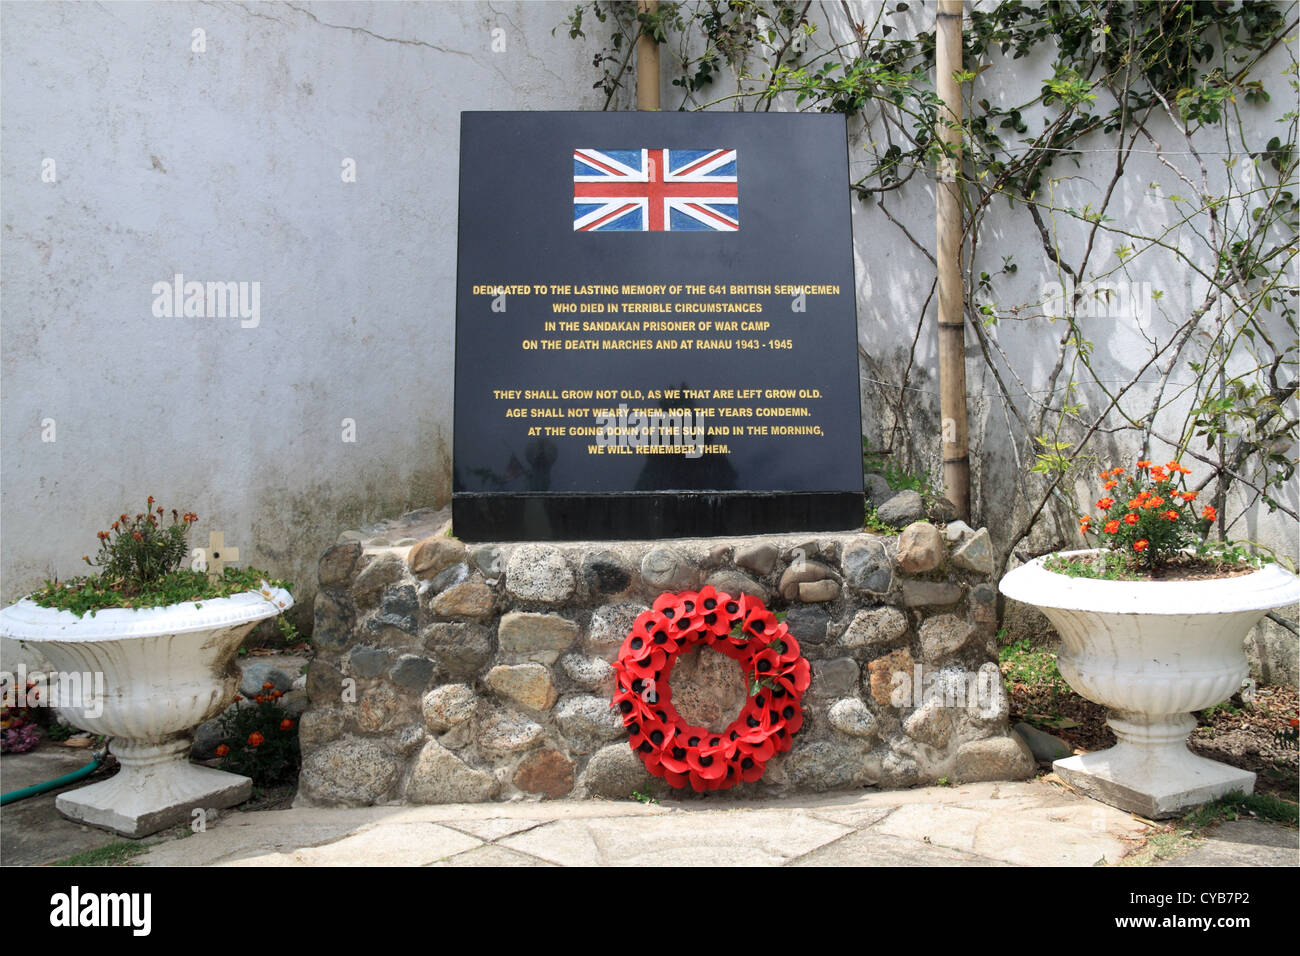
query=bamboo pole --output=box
[935,0,969,520]
[637,1,660,111]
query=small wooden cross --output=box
[195,531,240,576]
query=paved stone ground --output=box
[132,781,1157,867]
[6,753,1295,867]
[0,747,123,866]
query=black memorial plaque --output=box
[453,111,863,541]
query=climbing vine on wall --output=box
[561,0,1298,572]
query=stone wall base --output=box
[297,507,1033,805]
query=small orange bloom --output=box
[1147,496,1165,509]
[1103,520,1120,534]
[1103,480,1117,490]
[1137,460,1153,468]
[132,531,144,541]
[1202,505,1218,522]
[215,744,230,757]
[1079,516,1092,532]
[1162,510,1179,521]
[248,732,264,747]
[1133,539,1149,551]
[280,719,294,731]
[262,682,275,691]
[97,531,109,540]
[1097,497,1115,510]
[1124,513,1139,525]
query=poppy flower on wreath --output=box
[611,589,810,792]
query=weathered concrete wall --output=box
[0,1,629,618]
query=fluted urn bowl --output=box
[999,550,1300,818]
[0,587,292,837]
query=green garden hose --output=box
[0,750,104,806]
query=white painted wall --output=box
[1,1,630,616]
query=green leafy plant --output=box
[630,786,658,805]
[82,498,196,590]
[1072,461,1228,572]
[28,500,293,621]
[214,685,300,788]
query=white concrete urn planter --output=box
[0,586,292,837]
[999,550,1300,818]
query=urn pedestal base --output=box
[55,737,252,838]
[1051,712,1254,819]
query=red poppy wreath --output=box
[611,587,811,792]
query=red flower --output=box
[1202,505,1218,522]
[1134,539,1149,552]
[1096,497,1115,510]
[1123,513,1139,525]
[1162,510,1179,521]
[262,682,275,691]
[280,719,294,731]
[1103,519,1120,534]
[247,732,264,747]
[215,744,230,757]
[132,531,144,541]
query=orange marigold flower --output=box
[248,732,264,747]
[111,521,119,531]
[280,719,294,731]
[215,744,230,757]
[1134,539,1149,552]
[1147,496,1165,508]
[1103,520,1120,534]
[1202,505,1218,522]
[1124,513,1139,525]
[1137,460,1153,468]
[1079,516,1092,532]
[262,681,275,691]
[132,531,144,541]
[1103,480,1117,490]
[97,531,110,540]
[1162,510,1179,521]
[1097,497,1115,510]
[232,696,242,702]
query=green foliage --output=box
[999,638,1067,694]
[1181,791,1299,830]
[863,438,932,494]
[52,841,153,867]
[863,507,901,536]
[30,566,293,618]
[630,786,658,805]
[1077,462,1215,571]
[1043,550,1140,580]
[215,689,301,788]
[83,499,196,591]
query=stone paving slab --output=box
[1158,819,1299,867]
[129,780,1179,867]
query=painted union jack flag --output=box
[573,148,738,232]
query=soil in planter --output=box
[1045,551,1259,582]
[1002,650,1299,802]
